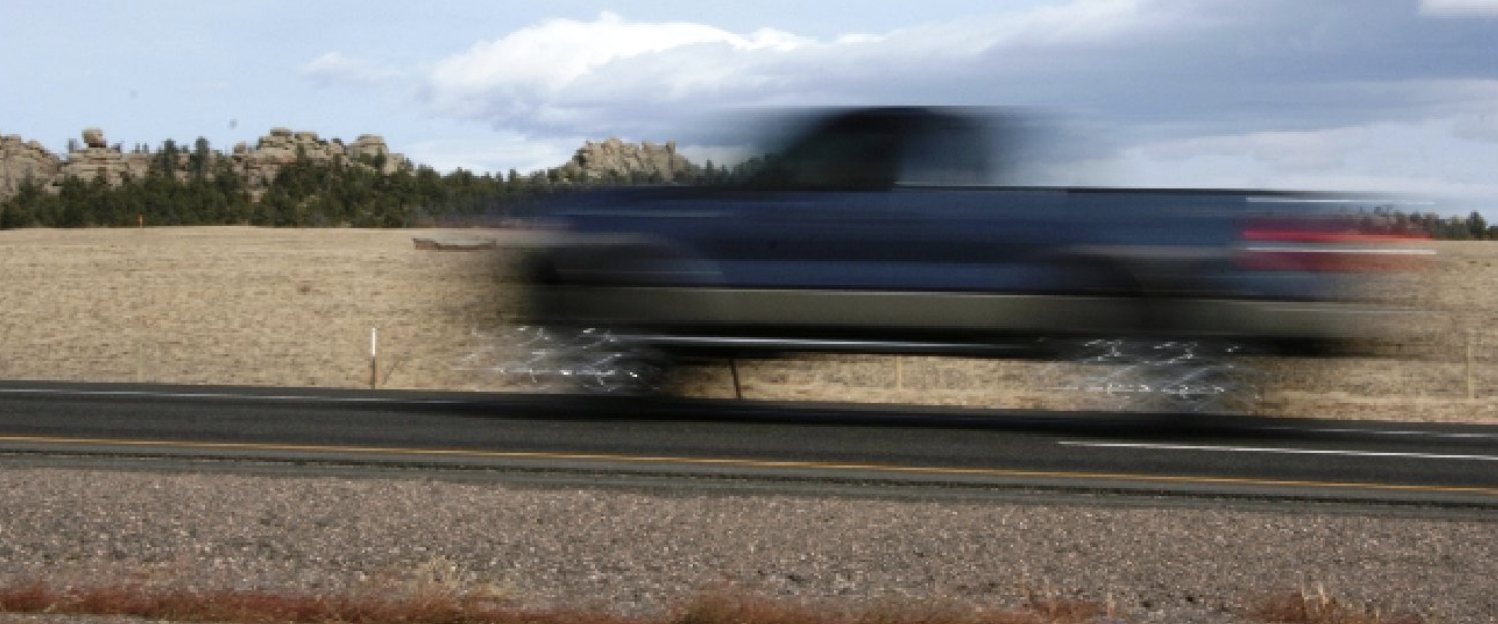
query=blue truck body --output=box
[516,108,1424,367]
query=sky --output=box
[2,0,1495,215]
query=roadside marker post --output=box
[370,327,379,389]
[1468,330,1477,400]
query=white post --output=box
[369,327,379,389]
[1467,330,1476,400]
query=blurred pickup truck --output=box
[514,107,1429,406]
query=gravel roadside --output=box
[2,467,1494,624]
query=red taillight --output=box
[1237,222,1433,272]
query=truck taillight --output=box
[1237,222,1433,272]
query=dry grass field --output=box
[2,226,1494,423]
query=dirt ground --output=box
[1,226,1494,423]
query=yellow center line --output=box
[3,433,1496,497]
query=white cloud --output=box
[1420,0,1498,17]
[414,3,1168,140]
[415,2,1494,141]
[301,52,403,87]
[970,0,1175,45]
[421,11,810,124]
[392,1,1495,213]
[402,135,579,175]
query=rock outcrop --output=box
[55,129,151,186]
[232,129,408,189]
[0,131,62,196]
[556,138,697,183]
[81,127,107,149]
[1,126,705,203]
[0,127,411,201]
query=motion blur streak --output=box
[504,107,1432,409]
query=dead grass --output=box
[0,558,1124,624]
[0,578,1450,624]
[1,227,1495,423]
[0,584,1128,624]
[1249,587,1426,624]
[672,588,1112,624]
[0,579,1118,624]
[0,566,633,624]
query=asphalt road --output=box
[2,380,1497,509]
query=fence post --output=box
[369,327,379,390]
[1467,330,1476,400]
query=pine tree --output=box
[1467,211,1488,240]
[190,137,212,180]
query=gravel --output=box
[2,466,1495,624]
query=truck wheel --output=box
[561,328,673,396]
[485,325,672,395]
[1040,339,1260,414]
[1148,344,1261,414]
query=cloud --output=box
[301,52,403,87]
[420,11,808,129]
[414,2,1495,144]
[1420,0,1498,17]
[413,5,1175,140]
[394,1,1496,213]
[402,135,580,175]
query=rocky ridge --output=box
[555,137,697,183]
[1,126,703,202]
[0,126,410,200]
[0,132,61,197]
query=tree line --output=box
[1350,205,1494,241]
[0,137,754,229]
[0,142,585,229]
[0,137,1491,239]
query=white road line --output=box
[1252,421,1498,436]
[1254,425,1498,440]
[0,387,468,405]
[1059,441,1498,462]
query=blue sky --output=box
[2,0,1495,215]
